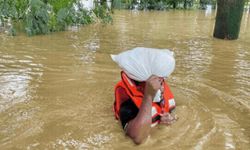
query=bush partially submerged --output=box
[25,0,50,35]
[0,0,112,36]
[112,0,217,10]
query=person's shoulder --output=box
[120,100,138,115]
[119,99,139,129]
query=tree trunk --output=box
[200,0,205,9]
[213,0,245,40]
[184,0,187,9]
[173,2,177,9]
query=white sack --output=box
[111,47,175,81]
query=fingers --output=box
[160,113,178,125]
[160,118,176,125]
[148,75,163,83]
[146,76,163,90]
[145,76,163,98]
[160,120,175,125]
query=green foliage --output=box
[112,0,224,10]
[113,0,126,9]
[56,8,71,30]
[113,0,196,10]
[0,0,21,35]
[25,0,50,36]
[93,4,113,23]
[112,0,134,9]
[70,2,94,25]
[0,0,112,36]
[16,0,29,19]
[200,0,217,9]
[48,1,94,32]
[166,0,180,9]
[47,0,75,13]
[8,26,17,36]
[0,0,18,19]
[138,0,169,10]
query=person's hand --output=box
[144,75,163,98]
[160,112,178,125]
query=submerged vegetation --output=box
[1,0,249,37]
[112,0,217,10]
[0,0,112,36]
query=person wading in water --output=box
[113,71,177,144]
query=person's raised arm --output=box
[125,76,163,144]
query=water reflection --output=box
[233,45,250,108]
[72,34,99,64]
[181,38,212,81]
[241,12,250,40]
[0,72,31,112]
[0,51,43,112]
[69,29,100,83]
[205,5,212,16]
[0,42,45,149]
[205,40,249,111]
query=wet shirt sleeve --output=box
[119,100,139,129]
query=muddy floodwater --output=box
[0,10,250,149]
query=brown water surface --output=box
[0,10,250,150]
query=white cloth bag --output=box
[111,47,175,81]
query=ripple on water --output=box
[0,73,31,112]
[0,53,44,112]
[46,133,113,150]
[0,10,250,150]
[170,76,250,149]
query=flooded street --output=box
[0,10,249,149]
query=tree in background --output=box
[199,0,217,9]
[213,0,245,40]
[200,0,209,9]
[112,0,219,10]
[183,0,194,9]
[0,0,112,36]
